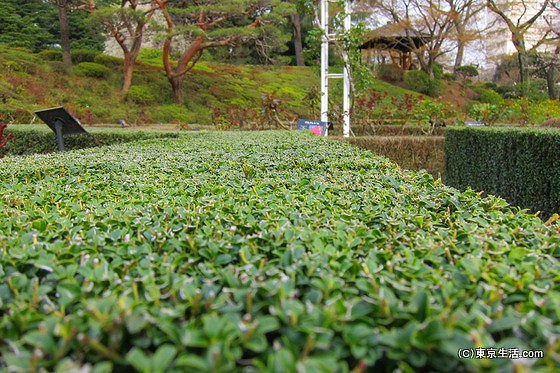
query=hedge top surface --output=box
[0,131,559,372]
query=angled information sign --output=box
[35,106,88,151]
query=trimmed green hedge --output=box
[1,131,559,372]
[0,125,181,156]
[444,126,560,218]
[337,136,445,178]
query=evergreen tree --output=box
[154,0,294,103]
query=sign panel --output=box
[35,107,87,136]
[35,106,88,151]
[297,119,328,136]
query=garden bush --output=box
[403,70,444,97]
[541,118,560,127]
[71,49,100,64]
[478,89,504,105]
[94,54,123,68]
[74,62,110,78]
[0,131,559,372]
[37,49,63,62]
[377,64,403,83]
[0,125,180,156]
[444,126,560,218]
[338,135,445,178]
[454,65,479,82]
[127,85,158,105]
[404,70,431,94]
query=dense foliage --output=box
[0,126,180,157]
[444,126,560,219]
[0,0,104,52]
[1,131,559,372]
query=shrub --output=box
[339,135,445,177]
[150,104,196,124]
[433,63,444,80]
[137,47,164,66]
[496,84,517,99]
[126,85,157,105]
[444,126,560,218]
[404,70,431,94]
[428,78,446,97]
[455,65,479,82]
[48,61,70,74]
[484,82,499,90]
[94,54,123,68]
[541,118,560,127]
[478,88,504,105]
[37,49,63,61]
[468,102,507,125]
[377,64,404,82]
[74,62,110,78]
[403,70,444,97]
[71,49,100,64]
[0,125,179,156]
[0,132,559,372]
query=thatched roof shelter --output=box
[359,24,432,70]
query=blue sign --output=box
[297,119,328,135]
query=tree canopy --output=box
[0,0,104,52]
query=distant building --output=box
[486,0,556,56]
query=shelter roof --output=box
[359,23,432,52]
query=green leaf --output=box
[126,347,152,373]
[152,344,177,373]
[488,316,521,333]
[91,362,114,373]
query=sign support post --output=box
[54,119,65,151]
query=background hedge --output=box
[444,126,560,218]
[338,136,445,178]
[0,125,180,156]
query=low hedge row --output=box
[337,136,445,178]
[1,131,559,372]
[0,125,181,156]
[444,126,560,218]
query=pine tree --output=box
[154,0,294,103]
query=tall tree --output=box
[290,12,305,65]
[448,0,493,72]
[539,1,560,99]
[56,0,73,65]
[154,0,293,103]
[0,0,58,51]
[89,0,164,95]
[487,0,551,95]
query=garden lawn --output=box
[0,131,559,372]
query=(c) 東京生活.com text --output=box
[458,347,544,360]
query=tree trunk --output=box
[290,13,304,66]
[122,54,135,96]
[517,50,528,95]
[57,0,72,66]
[511,31,529,96]
[170,76,184,104]
[454,42,465,73]
[546,46,559,100]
